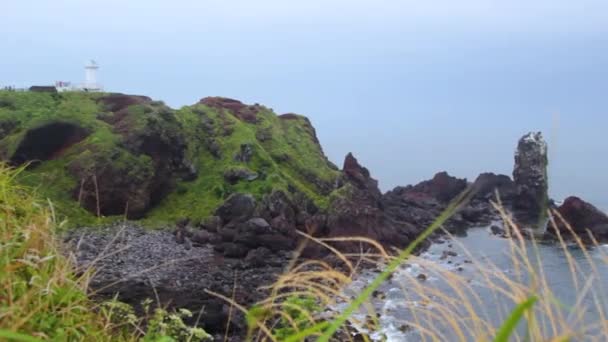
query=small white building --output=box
[82,60,103,92]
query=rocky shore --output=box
[2,92,605,340]
[63,129,608,340]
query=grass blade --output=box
[0,330,43,342]
[494,295,538,342]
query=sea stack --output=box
[512,132,549,230]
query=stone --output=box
[490,225,505,236]
[192,230,213,244]
[216,242,248,258]
[247,217,271,231]
[556,196,608,240]
[472,172,517,201]
[223,168,258,184]
[244,247,272,267]
[199,216,221,233]
[512,132,549,228]
[215,193,256,224]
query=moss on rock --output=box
[0,91,338,228]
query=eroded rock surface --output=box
[512,132,549,227]
[555,196,608,240]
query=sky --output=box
[2,0,607,208]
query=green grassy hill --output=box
[0,91,339,228]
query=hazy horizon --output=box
[2,0,607,208]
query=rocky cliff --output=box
[0,91,339,226]
[3,90,604,340]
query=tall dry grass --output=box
[234,195,608,341]
[0,164,212,341]
[0,164,116,340]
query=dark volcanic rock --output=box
[212,191,302,257]
[311,153,419,255]
[67,225,287,338]
[215,193,256,224]
[512,132,549,227]
[223,168,258,184]
[67,148,155,218]
[342,152,381,199]
[404,171,468,203]
[555,197,608,240]
[199,216,222,233]
[471,173,517,202]
[382,171,486,235]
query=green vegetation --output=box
[0,90,339,228]
[0,164,211,341]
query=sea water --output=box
[340,225,608,341]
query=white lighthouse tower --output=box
[83,60,102,91]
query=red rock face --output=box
[341,152,382,200]
[199,97,259,123]
[98,94,151,112]
[557,196,608,238]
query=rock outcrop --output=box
[554,197,608,240]
[199,97,260,123]
[0,91,338,223]
[67,95,198,218]
[512,132,549,228]
[308,153,419,255]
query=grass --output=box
[0,163,113,340]
[0,163,211,341]
[0,90,339,227]
[231,190,608,342]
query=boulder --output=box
[556,197,608,240]
[199,216,221,233]
[246,217,271,232]
[245,247,273,267]
[471,173,517,202]
[223,168,258,184]
[256,190,297,222]
[191,230,213,245]
[512,132,549,227]
[215,193,256,224]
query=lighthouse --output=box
[83,60,102,91]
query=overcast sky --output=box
[2,0,607,207]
